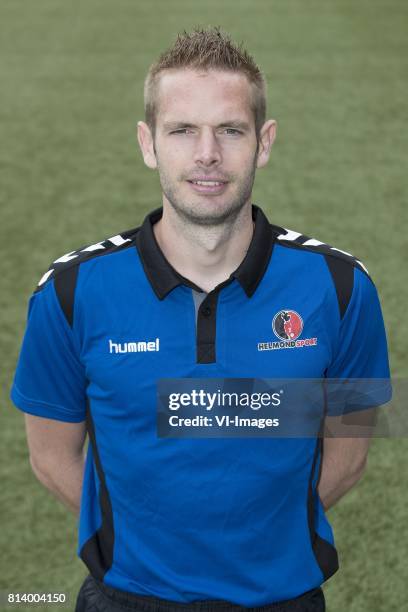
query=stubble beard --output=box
[156,151,258,228]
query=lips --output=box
[190,180,225,186]
[187,179,229,194]
[187,178,228,185]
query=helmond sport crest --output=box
[272,310,303,341]
[257,309,318,351]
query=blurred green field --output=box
[1,1,407,610]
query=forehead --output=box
[155,69,254,125]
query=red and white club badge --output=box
[272,310,303,341]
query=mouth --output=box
[187,179,229,194]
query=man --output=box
[10,27,391,612]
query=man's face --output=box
[148,69,262,226]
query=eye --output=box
[169,128,243,135]
[224,128,242,135]
[170,129,192,135]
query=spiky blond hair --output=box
[144,26,267,141]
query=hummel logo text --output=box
[109,338,160,353]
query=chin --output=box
[184,202,244,226]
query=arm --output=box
[25,414,87,516]
[317,412,376,511]
[320,263,391,511]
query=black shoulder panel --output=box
[271,224,371,320]
[323,255,354,320]
[34,226,140,327]
[53,264,79,328]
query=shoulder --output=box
[271,223,374,320]
[33,225,140,327]
[271,223,370,278]
[35,225,140,292]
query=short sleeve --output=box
[10,279,87,422]
[325,267,392,414]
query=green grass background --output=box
[1,1,407,610]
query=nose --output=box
[193,127,222,167]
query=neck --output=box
[153,201,254,293]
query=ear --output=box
[137,121,157,169]
[256,119,277,169]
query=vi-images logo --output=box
[109,338,160,353]
[257,310,318,351]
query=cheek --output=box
[160,144,193,168]
[222,142,256,161]
[230,149,257,175]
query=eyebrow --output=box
[162,120,251,131]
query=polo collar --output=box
[135,204,276,299]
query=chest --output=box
[78,282,336,417]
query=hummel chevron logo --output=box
[276,228,369,274]
[37,234,131,286]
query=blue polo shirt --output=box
[10,205,391,606]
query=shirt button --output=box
[202,306,212,317]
